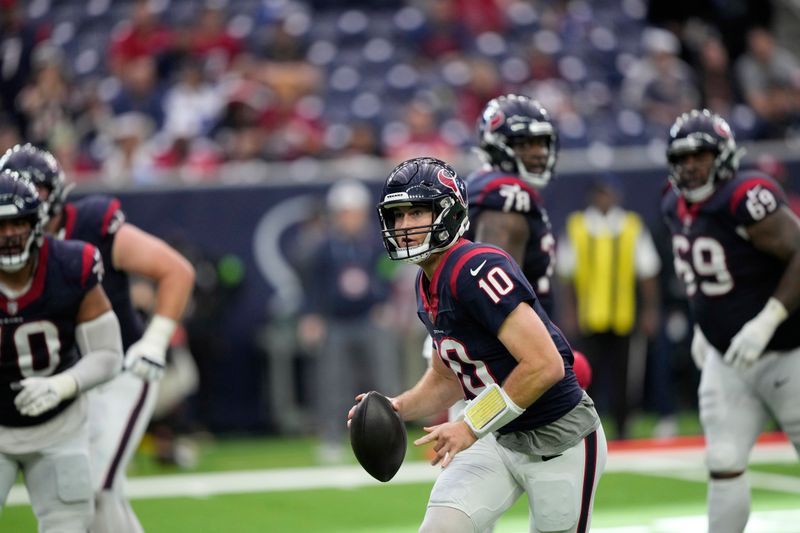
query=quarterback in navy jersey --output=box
[662,109,800,533]
[0,144,195,533]
[0,171,122,532]
[351,157,605,533]
[465,94,558,315]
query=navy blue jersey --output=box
[662,171,800,352]
[465,169,556,316]
[62,195,143,351]
[0,237,103,427]
[416,239,582,432]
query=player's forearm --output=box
[394,367,463,421]
[497,303,565,407]
[501,355,564,409]
[153,258,195,320]
[772,250,800,314]
[72,310,124,391]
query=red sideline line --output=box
[608,431,788,453]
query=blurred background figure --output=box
[735,27,800,138]
[385,99,457,163]
[557,177,661,440]
[622,27,700,133]
[296,179,401,463]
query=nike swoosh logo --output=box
[542,454,562,462]
[470,260,487,276]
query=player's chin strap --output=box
[463,383,525,439]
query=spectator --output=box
[557,177,661,440]
[683,22,740,115]
[622,27,700,131]
[385,99,456,163]
[0,1,43,136]
[17,42,76,162]
[101,112,156,186]
[181,3,243,70]
[109,55,166,129]
[109,0,176,79]
[162,58,224,142]
[735,27,800,138]
[297,179,401,463]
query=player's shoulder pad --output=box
[47,236,104,288]
[446,242,516,297]
[724,171,787,222]
[72,194,126,237]
[469,171,541,211]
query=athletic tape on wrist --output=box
[762,297,788,328]
[144,315,177,351]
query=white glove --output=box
[723,298,788,371]
[13,374,78,417]
[124,315,177,382]
[690,325,710,370]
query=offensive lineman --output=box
[467,94,558,316]
[0,170,122,531]
[0,144,196,532]
[662,109,800,533]
[352,157,606,533]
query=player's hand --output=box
[347,393,398,428]
[690,325,710,370]
[346,393,367,429]
[414,420,477,468]
[13,374,77,417]
[723,298,787,371]
[124,337,166,382]
[124,315,177,382]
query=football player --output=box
[352,157,606,533]
[0,170,122,531]
[662,109,800,533]
[421,96,590,440]
[0,144,195,533]
[468,94,558,315]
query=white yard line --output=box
[6,440,797,505]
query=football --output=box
[349,391,407,482]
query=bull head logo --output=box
[437,169,463,205]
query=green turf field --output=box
[2,416,798,532]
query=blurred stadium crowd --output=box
[1,0,800,187]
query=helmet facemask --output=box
[667,133,741,203]
[477,97,558,189]
[0,210,47,273]
[666,109,743,203]
[378,196,468,264]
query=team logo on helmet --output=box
[437,169,463,205]
[713,118,732,138]
[485,107,505,131]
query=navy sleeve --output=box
[728,176,787,226]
